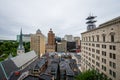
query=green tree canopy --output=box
[75,69,109,80]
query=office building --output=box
[48,28,55,45]
[64,35,74,42]
[17,34,31,42]
[46,29,55,53]
[30,29,45,57]
[81,16,120,80]
[74,37,81,48]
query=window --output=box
[109,53,116,59]
[96,62,100,67]
[102,51,106,56]
[92,59,95,64]
[89,57,91,61]
[89,43,91,46]
[109,69,116,78]
[103,35,106,42]
[86,37,88,41]
[113,54,116,59]
[89,48,91,51]
[109,45,116,50]
[113,46,116,50]
[96,35,99,42]
[92,54,95,58]
[89,53,91,56]
[89,37,91,41]
[96,50,100,54]
[109,61,116,69]
[96,44,100,47]
[110,45,112,49]
[111,35,114,42]
[92,49,95,52]
[102,45,106,49]
[96,56,100,60]
[113,72,116,78]
[92,36,94,41]
[109,69,112,75]
[110,53,112,58]
[102,65,106,71]
[92,44,95,47]
[102,58,106,64]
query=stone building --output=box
[46,28,55,53]
[57,40,67,52]
[74,37,81,48]
[30,29,45,57]
[81,16,120,80]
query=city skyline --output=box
[0,0,120,40]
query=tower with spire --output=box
[17,28,25,55]
[86,14,97,31]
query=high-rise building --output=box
[74,37,80,47]
[46,28,55,53]
[30,29,45,57]
[81,16,120,80]
[48,28,55,45]
[64,35,74,42]
[17,29,25,55]
[17,34,31,42]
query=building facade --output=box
[81,16,120,80]
[46,29,55,53]
[64,35,74,42]
[57,40,67,52]
[30,29,45,57]
[17,34,31,42]
[48,28,55,45]
[74,37,81,48]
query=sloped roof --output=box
[11,50,37,68]
[0,59,18,80]
[0,64,6,79]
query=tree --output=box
[75,69,109,80]
[0,41,30,61]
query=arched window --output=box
[96,35,99,42]
[102,34,106,42]
[92,36,94,41]
[110,32,115,42]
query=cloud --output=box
[0,0,120,40]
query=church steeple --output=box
[17,28,25,55]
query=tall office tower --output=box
[17,28,25,55]
[86,14,97,31]
[30,29,45,57]
[46,28,55,53]
[81,16,120,80]
[48,28,55,45]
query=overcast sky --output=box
[0,0,120,40]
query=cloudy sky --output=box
[0,0,120,40]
